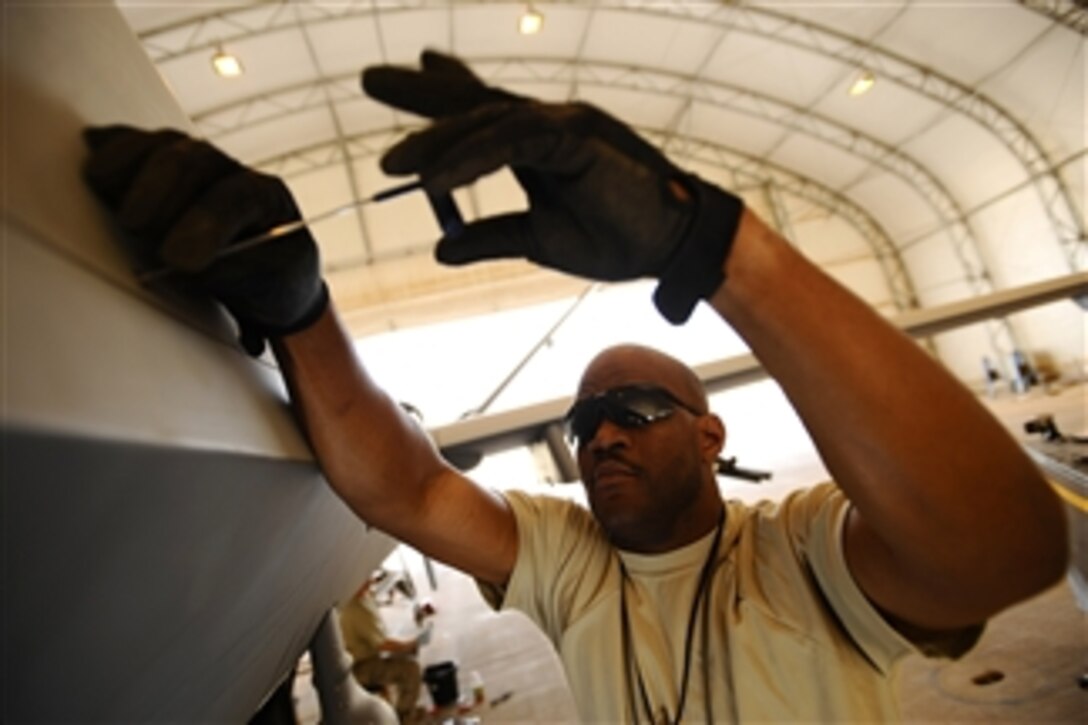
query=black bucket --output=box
[423,660,460,707]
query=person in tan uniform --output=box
[83,51,1068,723]
[337,574,423,723]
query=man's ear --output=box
[697,413,726,462]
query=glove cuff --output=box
[237,282,330,356]
[653,176,743,324]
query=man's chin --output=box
[593,506,652,550]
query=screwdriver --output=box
[138,179,463,284]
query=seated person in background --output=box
[369,567,430,609]
[337,574,424,724]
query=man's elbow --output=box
[998,484,1070,609]
[1026,499,1070,593]
[949,481,1070,623]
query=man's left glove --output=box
[82,125,328,356]
[363,51,744,324]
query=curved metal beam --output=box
[254,124,921,315]
[136,0,1084,269]
[644,1,1086,271]
[638,128,919,312]
[198,60,997,302]
[645,131,1016,363]
[259,123,1017,364]
[1017,0,1088,34]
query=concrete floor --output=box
[297,559,1085,723]
[898,580,1085,723]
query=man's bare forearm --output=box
[709,211,1067,627]
[272,304,519,584]
[273,306,447,525]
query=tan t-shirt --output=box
[337,592,386,664]
[481,482,977,722]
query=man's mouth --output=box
[592,459,640,487]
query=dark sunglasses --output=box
[564,384,703,447]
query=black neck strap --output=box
[619,507,726,725]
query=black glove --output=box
[362,51,744,324]
[362,49,524,119]
[82,125,328,356]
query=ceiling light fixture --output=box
[848,69,875,97]
[519,4,544,35]
[211,45,244,78]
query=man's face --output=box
[572,347,721,552]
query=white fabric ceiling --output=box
[116,1,1085,377]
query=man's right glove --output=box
[363,51,744,324]
[82,125,328,356]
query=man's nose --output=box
[586,418,630,455]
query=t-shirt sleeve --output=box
[474,490,555,613]
[475,490,613,646]
[797,483,983,671]
[474,490,540,612]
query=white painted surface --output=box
[1,4,395,720]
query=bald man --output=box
[84,53,1066,722]
[570,344,724,555]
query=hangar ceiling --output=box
[116,1,1085,349]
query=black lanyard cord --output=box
[619,507,726,724]
[700,555,715,725]
[620,581,641,725]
